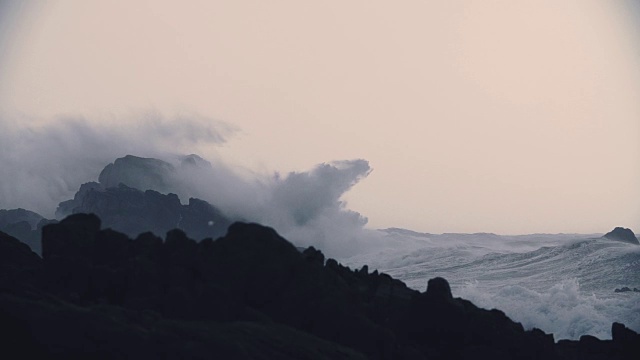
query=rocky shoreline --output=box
[1,213,638,359]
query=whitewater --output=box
[338,229,640,341]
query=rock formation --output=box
[58,183,232,241]
[98,154,178,194]
[0,208,54,254]
[603,227,639,245]
[1,214,638,359]
[54,155,234,244]
[614,287,640,293]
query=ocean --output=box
[339,229,640,340]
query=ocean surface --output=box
[338,229,640,340]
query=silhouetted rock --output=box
[425,277,453,302]
[612,322,640,357]
[1,214,638,359]
[0,231,42,288]
[0,293,367,360]
[55,181,103,218]
[0,208,47,253]
[59,183,232,240]
[302,246,325,267]
[42,213,101,260]
[0,208,43,229]
[56,154,234,241]
[555,323,640,360]
[603,227,639,245]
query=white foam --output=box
[456,279,640,340]
[339,232,640,340]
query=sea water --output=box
[339,230,640,340]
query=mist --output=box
[0,114,384,257]
[0,113,232,216]
[171,155,376,257]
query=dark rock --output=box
[614,287,632,293]
[0,293,367,360]
[42,213,101,260]
[0,208,47,254]
[55,154,235,241]
[58,184,232,241]
[612,322,640,358]
[40,213,102,300]
[0,208,44,229]
[177,197,231,240]
[2,213,636,359]
[42,214,101,260]
[0,221,38,251]
[425,276,453,302]
[55,181,103,218]
[302,246,325,266]
[0,231,42,289]
[603,227,639,245]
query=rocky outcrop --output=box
[98,155,177,193]
[0,208,54,254]
[55,154,233,242]
[0,208,44,229]
[555,322,640,360]
[603,227,639,245]
[614,287,640,293]
[55,181,104,218]
[1,215,638,359]
[56,183,232,241]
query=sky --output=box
[0,0,639,234]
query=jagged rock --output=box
[302,246,325,267]
[55,154,234,241]
[0,208,48,254]
[603,227,639,245]
[55,181,103,218]
[60,183,231,240]
[2,214,637,359]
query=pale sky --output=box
[1,0,639,234]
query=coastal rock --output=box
[0,231,42,287]
[0,208,44,229]
[611,322,640,358]
[614,287,640,293]
[55,181,103,218]
[425,277,453,301]
[1,214,637,359]
[0,208,48,253]
[58,183,232,241]
[603,227,639,245]
[98,155,177,193]
[55,155,233,241]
